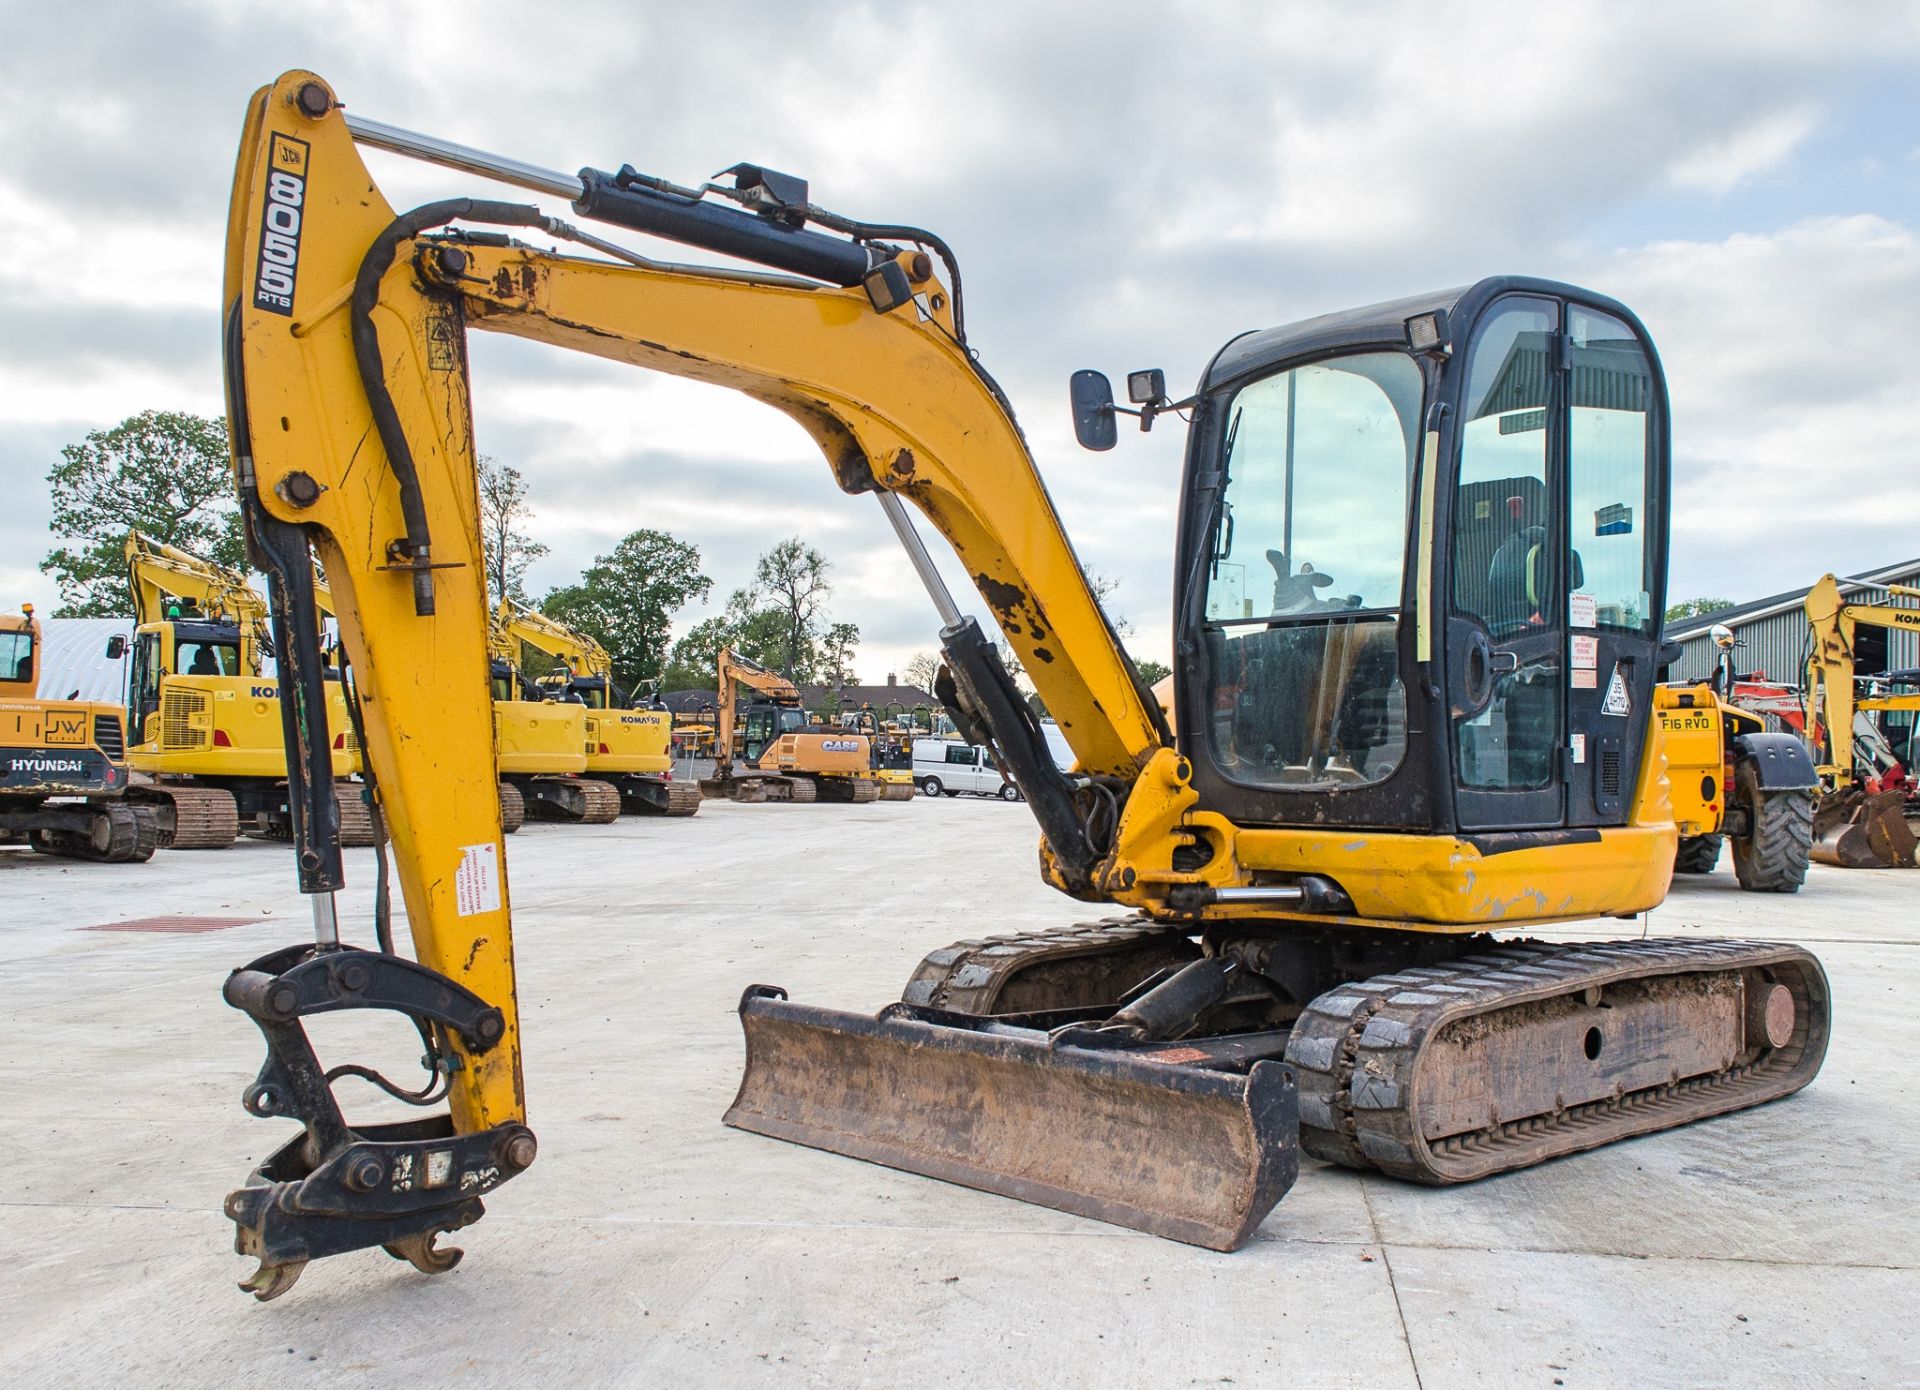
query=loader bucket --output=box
[724,985,1298,1250]
[1812,789,1918,868]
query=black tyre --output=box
[919,776,943,798]
[1673,833,1723,874]
[1730,760,1813,893]
[998,782,1021,802]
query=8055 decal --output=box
[253,133,310,316]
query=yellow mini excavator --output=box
[122,532,372,847]
[215,73,1829,1297]
[1801,573,1920,867]
[702,645,885,802]
[0,603,158,862]
[495,598,699,816]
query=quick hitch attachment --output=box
[222,943,535,1301]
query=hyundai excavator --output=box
[215,72,1830,1298]
[122,532,373,847]
[0,603,157,862]
[703,645,885,802]
[1801,574,1920,867]
[495,598,699,816]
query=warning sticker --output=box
[455,842,501,917]
[1602,663,1632,717]
[1572,634,1598,670]
[1570,592,1597,629]
[1571,733,1587,764]
[1572,668,1598,689]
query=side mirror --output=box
[104,635,127,660]
[1710,623,1736,650]
[1069,369,1117,451]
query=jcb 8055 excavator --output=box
[496,598,699,817]
[1801,574,1920,867]
[0,603,157,862]
[702,645,887,803]
[216,73,1829,1297]
[122,532,373,847]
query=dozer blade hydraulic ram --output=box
[726,986,1299,1250]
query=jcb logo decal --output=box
[44,710,87,745]
[253,133,310,316]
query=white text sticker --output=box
[1571,733,1587,764]
[1602,664,1632,717]
[1570,592,1597,628]
[1572,634,1598,670]
[1572,668,1598,689]
[455,842,502,917]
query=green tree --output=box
[542,528,711,692]
[477,454,549,603]
[1135,658,1172,686]
[753,538,833,680]
[660,613,738,691]
[821,621,860,684]
[42,410,242,616]
[1665,596,1734,623]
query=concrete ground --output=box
[1,795,1914,1388]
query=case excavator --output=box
[702,645,887,803]
[496,598,700,817]
[215,73,1830,1297]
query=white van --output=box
[912,738,1022,800]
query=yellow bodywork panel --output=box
[494,700,588,776]
[591,708,672,776]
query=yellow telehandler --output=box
[212,73,1829,1296]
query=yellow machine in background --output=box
[495,599,699,816]
[213,74,1830,1297]
[1656,623,1818,888]
[122,532,370,848]
[1801,573,1920,867]
[833,705,916,800]
[0,604,157,862]
[487,608,619,824]
[703,646,884,803]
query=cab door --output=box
[1447,297,1665,832]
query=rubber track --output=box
[150,784,239,850]
[498,782,525,834]
[901,918,1199,1014]
[335,786,377,848]
[1284,936,1828,1183]
[30,803,161,863]
[576,779,622,824]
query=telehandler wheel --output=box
[1673,833,1723,874]
[918,776,943,798]
[1730,760,1813,893]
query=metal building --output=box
[1665,558,1920,684]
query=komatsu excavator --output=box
[216,72,1830,1297]
[1801,574,1920,867]
[495,599,700,816]
[122,532,372,847]
[485,609,620,824]
[703,645,885,802]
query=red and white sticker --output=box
[1572,634,1598,670]
[1572,668,1598,689]
[455,842,501,917]
[1570,592,1597,628]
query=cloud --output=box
[3,1,1919,681]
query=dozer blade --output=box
[724,985,1298,1251]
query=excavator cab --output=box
[1143,281,1671,842]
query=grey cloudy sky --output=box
[5,0,1919,679]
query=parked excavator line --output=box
[215,73,1830,1298]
